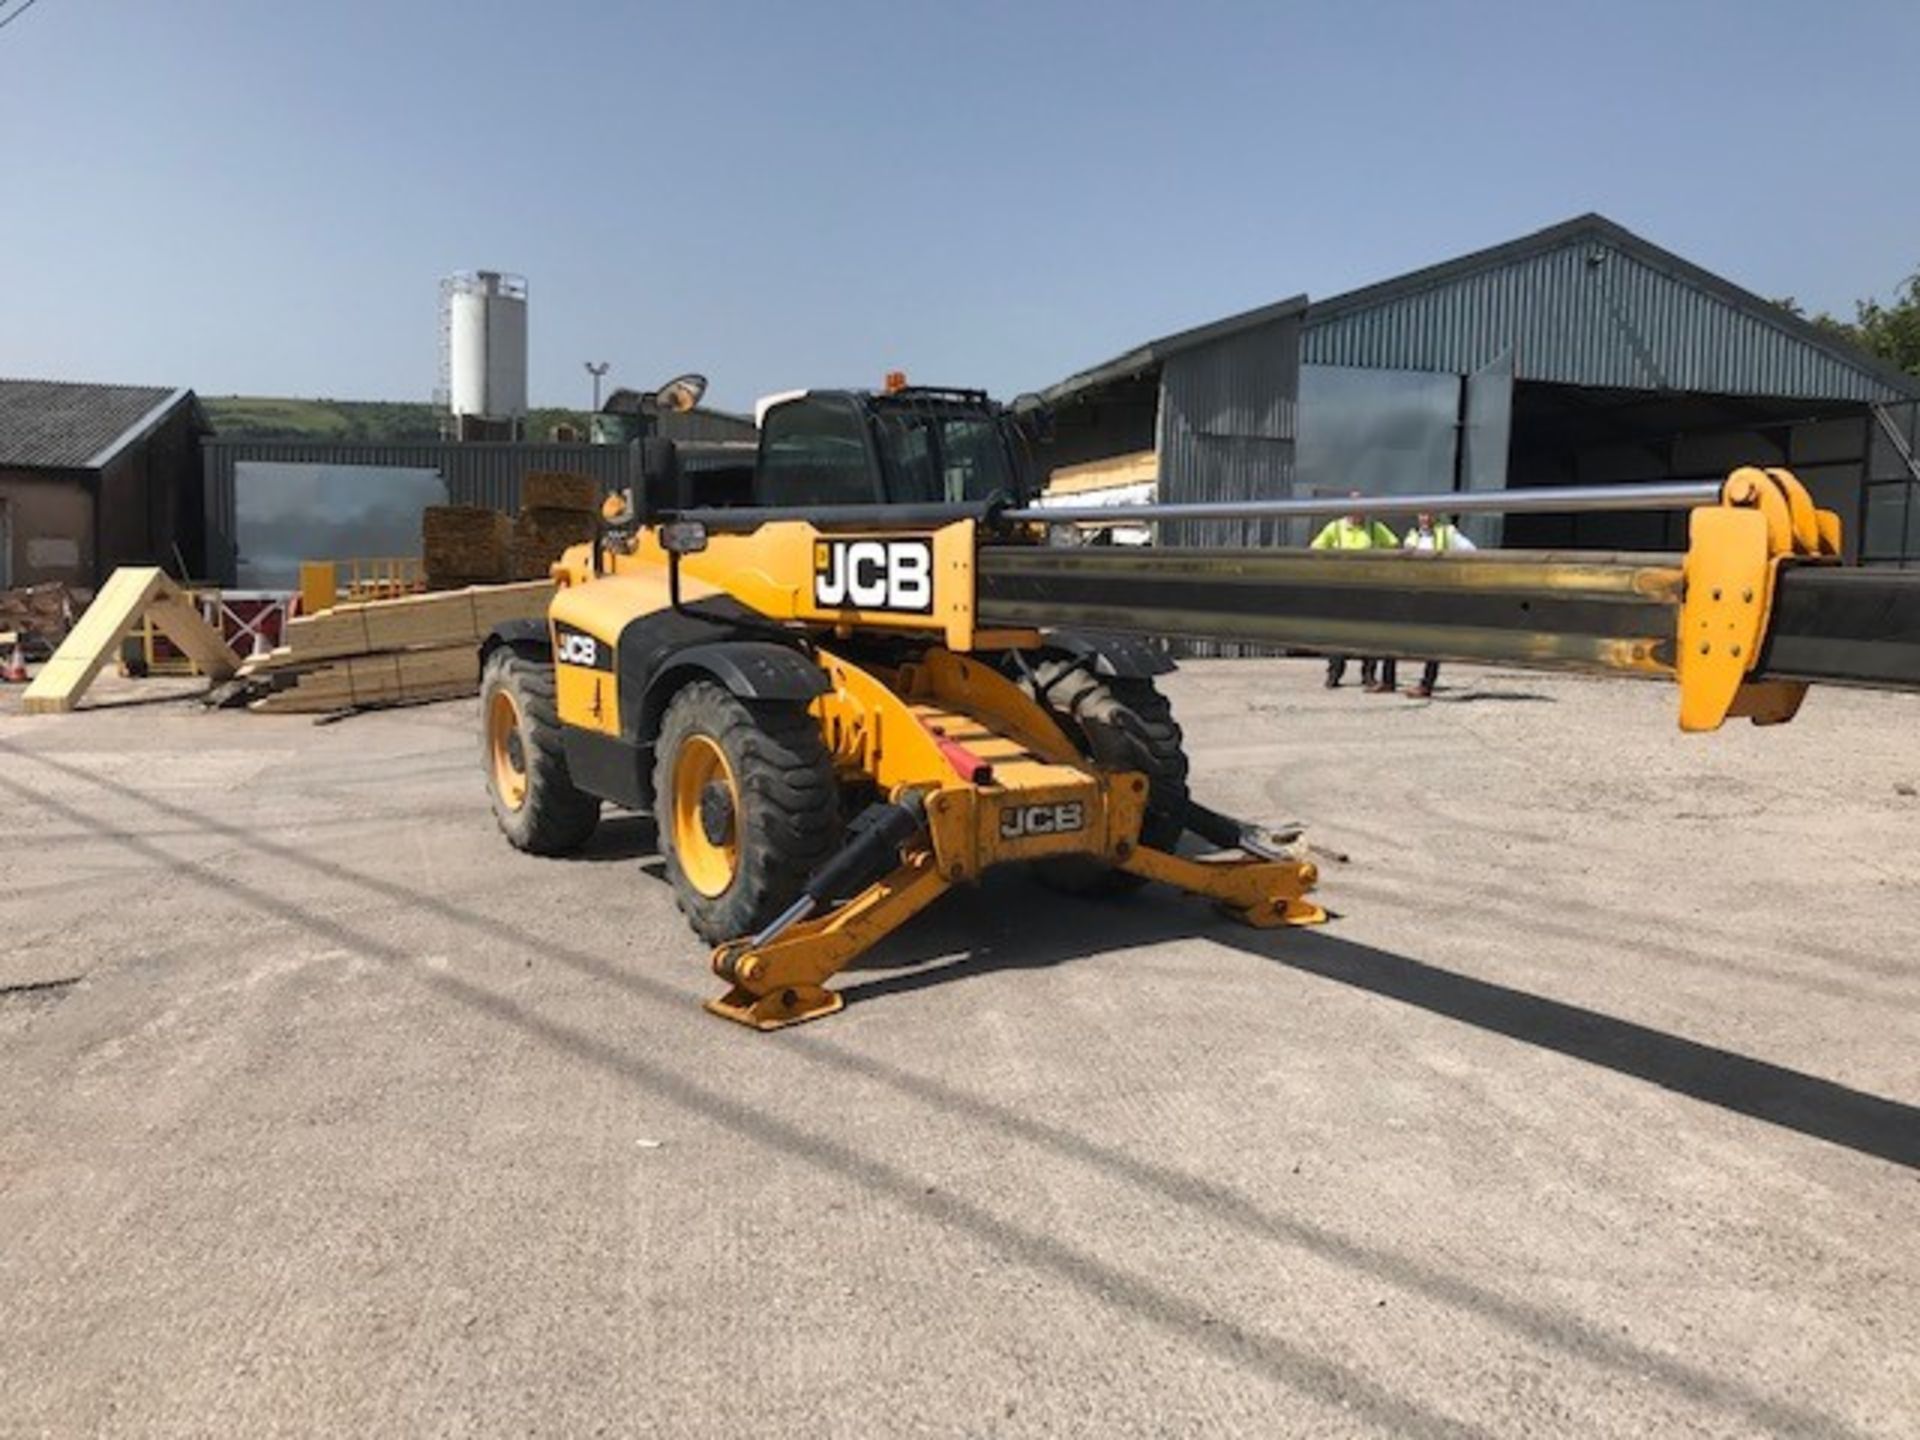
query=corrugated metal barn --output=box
[201,408,756,586]
[1036,298,1306,551]
[1034,214,1920,568]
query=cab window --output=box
[756,396,880,506]
[873,411,940,502]
[935,418,1010,501]
[874,411,1016,502]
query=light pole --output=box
[584,361,610,412]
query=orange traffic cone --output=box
[2,639,28,684]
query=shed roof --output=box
[0,379,202,470]
[1039,295,1309,405]
[1302,214,1920,402]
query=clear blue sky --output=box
[3,0,1916,413]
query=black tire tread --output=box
[653,681,840,943]
[482,646,601,855]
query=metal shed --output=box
[1036,297,1306,550]
[1303,214,1914,400]
[1297,214,1920,557]
[1032,214,1920,569]
[0,380,209,589]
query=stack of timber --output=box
[1043,449,1158,498]
[21,569,239,714]
[240,580,551,714]
[511,472,599,580]
[423,506,513,589]
[0,582,83,658]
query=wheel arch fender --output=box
[481,618,550,667]
[1041,627,1176,679]
[638,641,829,742]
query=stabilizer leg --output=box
[707,854,951,1030]
[1119,844,1326,929]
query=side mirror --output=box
[605,373,708,422]
[600,490,635,527]
[659,520,709,555]
[656,373,707,414]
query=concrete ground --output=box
[0,660,1915,1438]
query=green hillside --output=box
[203,395,591,443]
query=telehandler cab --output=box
[480,379,1920,1029]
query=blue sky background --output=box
[2,0,1916,413]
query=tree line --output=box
[1778,265,1920,380]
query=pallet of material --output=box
[423,506,512,589]
[243,579,553,669]
[511,508,596,580]
[520,471,599,514]
[237,578,553,713]
[248,645,479,713]
[0,581,83,655]
[1044,449,1158,497]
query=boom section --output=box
[979,547,1686,678]
[641,468,1919,732]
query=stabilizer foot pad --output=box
[705,983,845,1031]
[1222,895,1328,929]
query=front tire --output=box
[1020,658,1190,895]
[653,681,840,943]
[482,646,601,855]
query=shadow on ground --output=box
[1432,689,1556,704]
[839,871,1920,1172]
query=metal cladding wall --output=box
[1156,310,1301,549]
[1155,310,1301,655]
[658,409,758,443]
[1303,236,1913,403]
[203,441,636,585]
[202,412,759,584]
[1865,400,1920,565]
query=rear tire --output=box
[1020,658,1190,895]
[482,646,601,855]
[654,681,840,943]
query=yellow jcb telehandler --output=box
[478,379,1919,1029]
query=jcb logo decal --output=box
[813,538,933,614]
[554,624,611,670]
[1000,801,1086,840]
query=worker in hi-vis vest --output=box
[1310,492,1401,691]
[1401,511,1479,698]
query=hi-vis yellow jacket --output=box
[1310,518,1399,550]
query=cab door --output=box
[753,394,886,506]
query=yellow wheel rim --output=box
[488,688,528,812]
[671,733,740,897]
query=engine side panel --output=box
[546,572,681,738]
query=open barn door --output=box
[1459,349,1514,548]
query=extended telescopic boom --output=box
[1004,480,1725,526]
[660,470,1919,731]
[983,469,1920,730]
